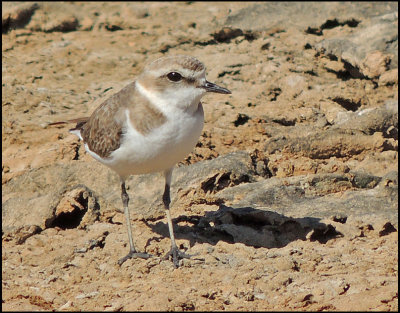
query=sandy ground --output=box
[2,2,398,311]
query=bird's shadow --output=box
[142,204,342,251]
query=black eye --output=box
[167,72,183,82]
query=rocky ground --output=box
[2,2,398,311]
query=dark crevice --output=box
[194,39,217,46]
[49,188,99,229]
[2,3,39,34]
[331,215,348,224]
[201,172,249,194]
[87,233,108,249]
[105,24,123,32]
[305,18,360,36]
[331,96,362,111]
[272,118,296,126]
[234,113,250,127]
[218,70,240,78]
[325,68,352,81]
[378,222,397,236]
[267,87,282,101]
[308,224,342,243]
[73,144,80,160]
[51,206,87,229]
[342,60,366,79]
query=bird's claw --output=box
[163,246,197,268]
[118,250,152,266]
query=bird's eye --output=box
[167,72,183,82]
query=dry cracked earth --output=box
[2,2,398,311]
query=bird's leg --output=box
[118,180,151,266]
[162,168,194,268]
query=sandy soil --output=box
[2,2,398,311]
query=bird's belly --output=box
[100,107,204,178]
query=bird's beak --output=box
[202,81,231,94]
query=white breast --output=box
[99,102,204,179]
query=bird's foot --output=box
[118,249,152,266]
[163,245,197,268]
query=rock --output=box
[213,27,244,43]
[379,69,398,86]
[2,2,398,312]
[361,51,392,79]
[334,99,398,136]
[224,2,397,32]
[2,2,39,33]
[214,171,397,224]
[43,15,79,33]
[315,11,398,78]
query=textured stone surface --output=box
[2,2,398,311]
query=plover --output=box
[54,55,231,268]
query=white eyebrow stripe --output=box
[149,67,206,79]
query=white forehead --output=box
[145,55,206,79]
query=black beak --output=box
[203,81,231,94]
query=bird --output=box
[51,55,231,268]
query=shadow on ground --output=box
[143,204,341,250]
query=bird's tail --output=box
[48,117,89,127]
[48,117,89,140]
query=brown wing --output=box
[79,83,137,159]
[66,81,166,159]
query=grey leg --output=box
[162,168,194,268]
[118,180,151,266]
